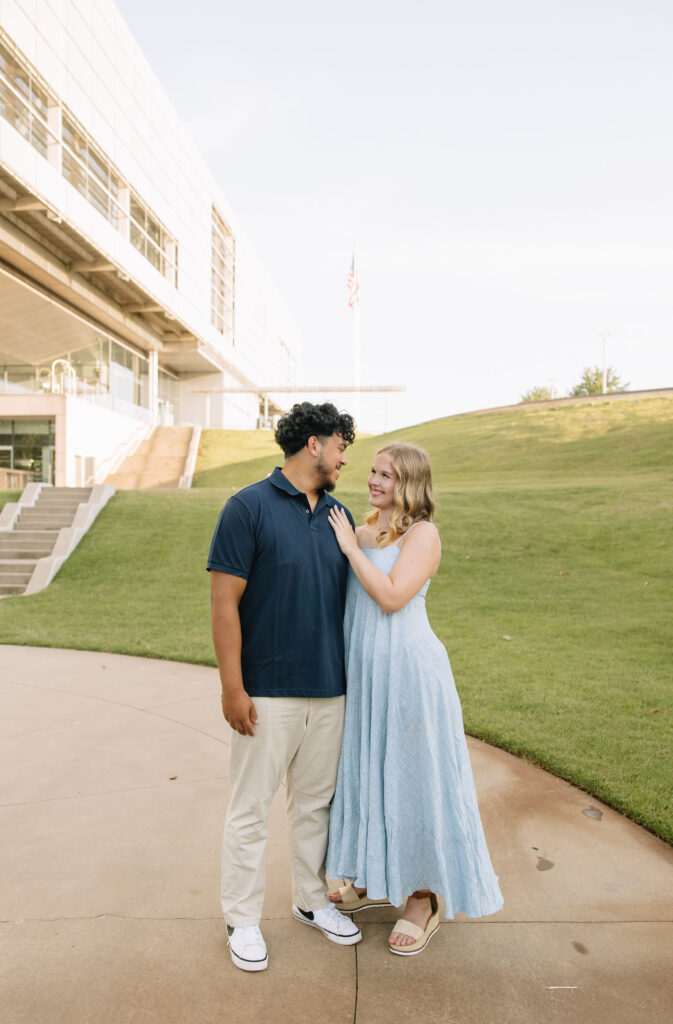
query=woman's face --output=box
[368,452,396,512]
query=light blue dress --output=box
[326,539,504,918]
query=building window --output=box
[130,192,178,285]
[0,418,55,484]
[62,113,123,229]
[0,31,179,288]
[158,367,179,425]
[211,207,235,340]
[0,39,51,159]
[0,336,155,424]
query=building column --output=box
[149,350,158,426]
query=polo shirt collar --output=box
[270,466,300,495]
[269,466,337,506]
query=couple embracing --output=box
[207,402,502,972]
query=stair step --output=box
[136,446,188,454]
[0,536,58,544]
[31,507,84,516]
[29,515,79,524]
[118,457,187,472]
[0,547,52,558]
[15,521,74,530]
[38,491,88,498]
[17,511,77,519]
[37,496,88,504]
[0,583,26,595]
[35,500,83,509]
[106,475,180,489]
[0,572,33,585]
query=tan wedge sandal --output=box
[329,880,392,913]
[388,893,439,956]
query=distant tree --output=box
[568,366,628,397]
[520,386,552,403]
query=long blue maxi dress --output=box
[326,539,504,918]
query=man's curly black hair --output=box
[274,402,356,457]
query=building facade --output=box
[0,0,299,486]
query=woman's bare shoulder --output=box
[400,521,440,545]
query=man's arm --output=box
[210,570,258,736]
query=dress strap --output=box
[393,521,425,547]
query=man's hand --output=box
[211,572,255,735]
[222,688,258,736]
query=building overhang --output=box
[0,261,226,376]
[0,162,254,383]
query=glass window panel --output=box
[88,176,109,219]
[15,104,31,141]
[62,148,87,196]
[62,114,74,146]
[147,242,161,272]
[130,221,145,255]
[212,208,235,334]
[67,124,85,157]
[126,195,174,278]
[0,85,28,137]
[31,118,48,158]
[12,419,53,436]
[146,217,161,245]
[3,52,29,98]
[0,42,15,75]
[111,341,133,370]
[31,81,47,119]
[60,112,124,228]
[130,197,144,227]
[86,146,108,187]
[0,44,50,162]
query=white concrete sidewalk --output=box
[1,645,672,1024]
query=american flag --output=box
[347,249,359,308]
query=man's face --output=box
[316,433,348,492]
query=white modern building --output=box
[0,0,300,487]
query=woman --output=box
[326,443,503,955]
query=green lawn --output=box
[0,490,20,512]
[1,396,671,842]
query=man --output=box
[207,402,361,972]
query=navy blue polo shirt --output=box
[206,467,354,698]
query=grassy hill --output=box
[1,394,672,842]
[193,395,673,491]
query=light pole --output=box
[599,332,611,393]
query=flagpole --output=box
[350,244,361,428]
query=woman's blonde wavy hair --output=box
[365,443,436,547]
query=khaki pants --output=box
[221,695,345,927]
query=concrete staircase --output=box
[0,487,92,596]
[105,426,196,489]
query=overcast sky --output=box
[116,0,673,432]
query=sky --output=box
[115,0,673,432]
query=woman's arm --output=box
[329,507,440,614]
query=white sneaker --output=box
[291,903,362,945]
[226,924,268,972]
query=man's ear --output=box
[306,435,321,457]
